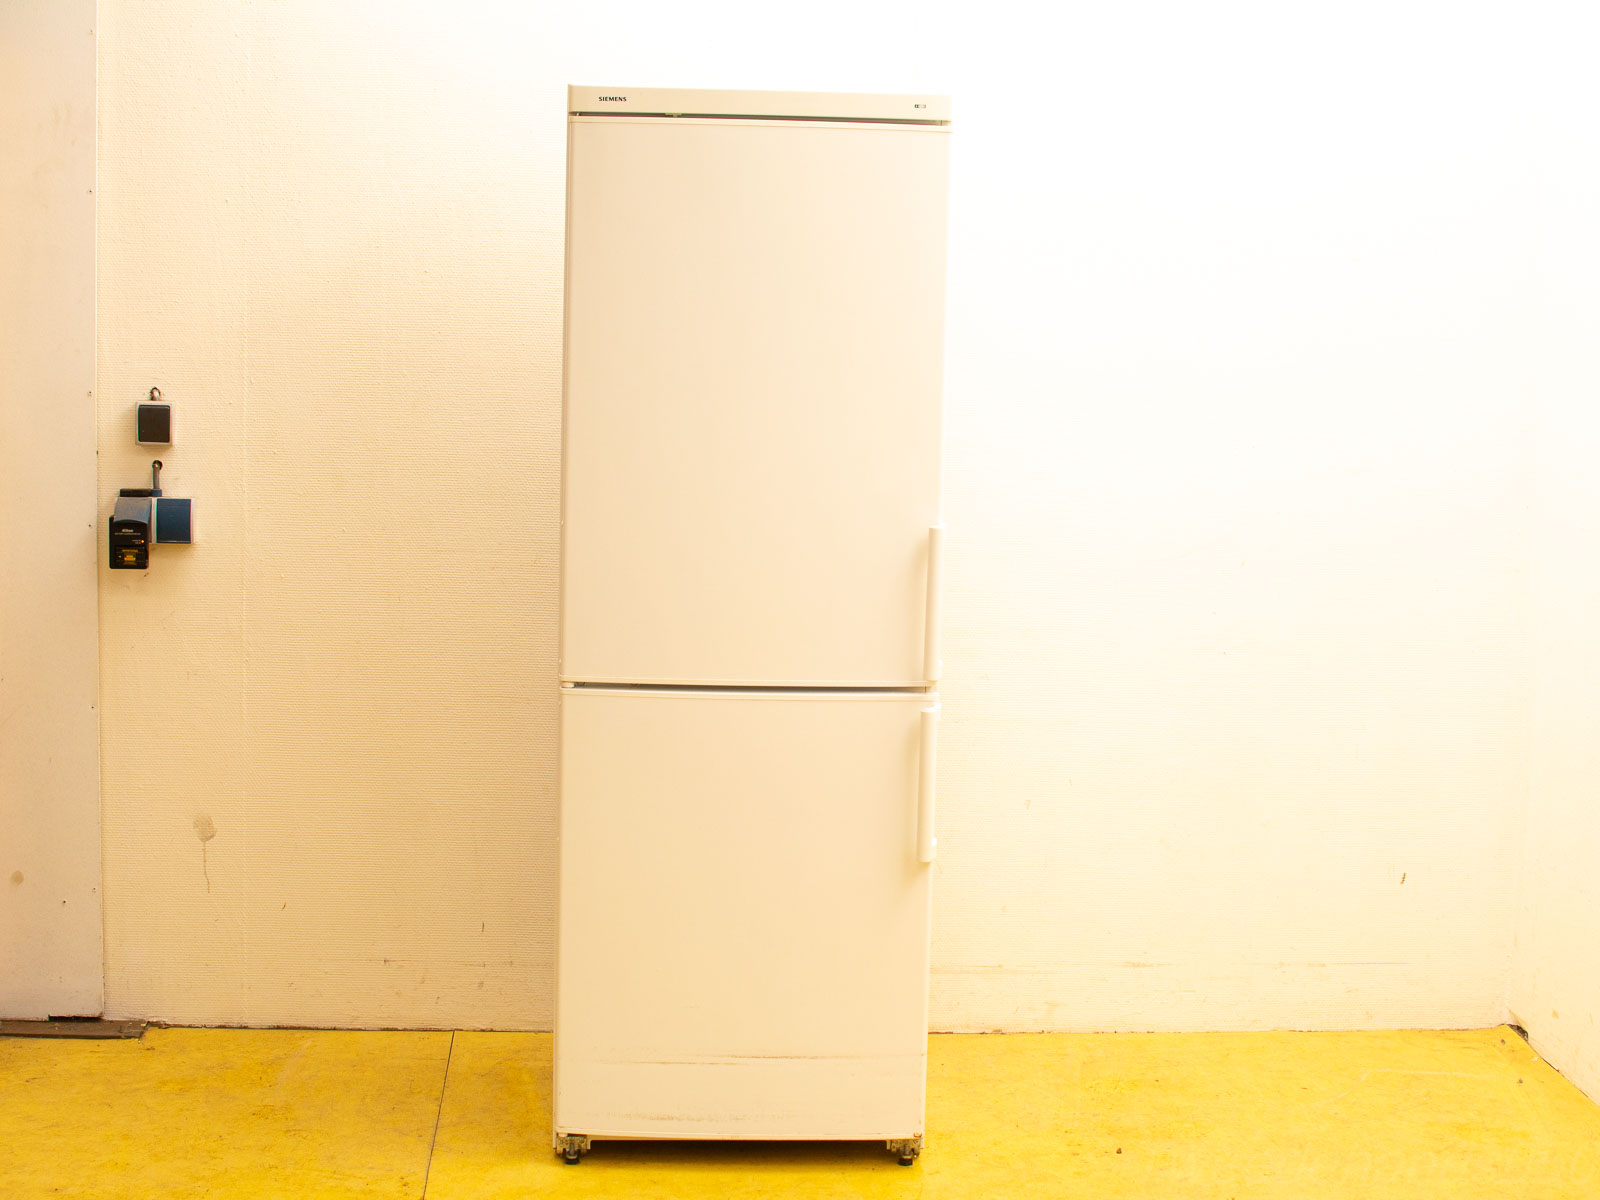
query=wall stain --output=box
[9,871,21,886]
[193,815,217,893]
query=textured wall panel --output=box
[98,2,561,1027]
[0,0,101,1018]
[929,7,1534,1031]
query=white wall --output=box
[933,6,1536,1032]
[98,0,1547,1033]
[1,0,102,1018]
[96,1,561,1028]
[1512,55,1600,1098]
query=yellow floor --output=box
[3,1026,1598,1198]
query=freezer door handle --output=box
[917,704,940,863]
[924,524,945,683]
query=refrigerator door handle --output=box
[917,704,940,863]
[924,524,945,683]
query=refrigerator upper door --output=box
[561,117,948,687]
[553,687,936,1140]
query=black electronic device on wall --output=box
[136,385,172,445]
[136,402,171,444]
[109,496,152,569]
[109,395,196,570]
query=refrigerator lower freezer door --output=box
[553,687,935,1142]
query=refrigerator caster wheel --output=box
[555,1134,591,1164]
[887,1136,922,1165]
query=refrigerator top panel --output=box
[567,85,949,125]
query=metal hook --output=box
[151,460,163,492]
[149,386,161,402]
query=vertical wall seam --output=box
[91,1,107,1017]
[238,0,255,1027]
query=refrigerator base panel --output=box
[552,1053,927,1143]
[553,1133,923,1165]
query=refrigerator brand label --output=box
[598,96,627,102]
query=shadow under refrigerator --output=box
[553,86,951,1165]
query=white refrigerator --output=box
[553,85,951,1165]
